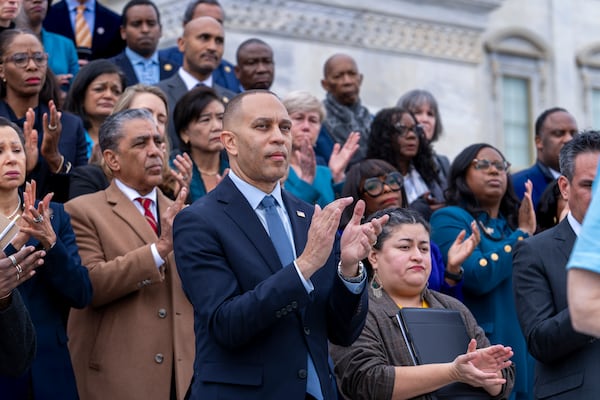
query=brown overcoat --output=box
[65,181,194,400]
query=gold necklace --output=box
[5,196,21,220]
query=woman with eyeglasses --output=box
[397,89,451,182]
[340,159,479,300]
[367,107,446,220]
[0,29,87,202]
[430,143,536,400]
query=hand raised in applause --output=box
[156,187,187,258]
[0,246,46,300]
[339,199,388,276]
[450,339,513,396]
[15,180,56,250]
[23,108,39,174]
[40,100,64,172]
[446,220,480,274]
[518,179,536,235]
[329,131,360,183]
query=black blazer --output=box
[43,0,125,60]
[108,50,177,88]
[513,218,600,399]
[173,176,367,399]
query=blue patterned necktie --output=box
[261,195,295,266]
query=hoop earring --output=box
[371,271,383,298]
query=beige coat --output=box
[65,182,194,400]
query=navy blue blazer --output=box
[43,0,125,60]
[0,101,88,202]
[513,218,600,399]
[512,161,555,208]
[158,46,241,93]
[173,176,367,400]
[0,202,92,399]
[108,50,177,87]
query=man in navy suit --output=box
[109,0,176,87]
[158,0,239,93]
[514,131,600,399]
[173,90,387,399]
[43,0,125,64]
[512,107,577,208]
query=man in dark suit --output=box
[109,0,176,87]
[513,131,600,399]
[158,0,239,93]
[512,107,578,208]
[43,0,125,64]
[173,90,386,399]
[157,15,235,152]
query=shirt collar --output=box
[567,211,582,236]
[228,170,284,210]
[178,67,213,91]
[114,179,158,204]
[67,0,95,12]
[125,47,159,64]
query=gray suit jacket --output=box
[0,290,36,376]
[513,218,600,399]
[156,72,235,153]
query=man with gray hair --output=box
[65,109,194,400]
[513,131,600,398]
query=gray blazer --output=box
[514,218,600,399]
[156,72,235,153]
[0,290,36,376]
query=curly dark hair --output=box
[445,143,521,229]
[366,107,441,187]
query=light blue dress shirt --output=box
[126,47,160,85]
[66,0,95,37]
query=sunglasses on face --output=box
[362,172,403,197]
[4,52,48,68]
[471,158,511,172]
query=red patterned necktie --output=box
[136,197,158,234]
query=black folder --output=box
[396,308,492,399]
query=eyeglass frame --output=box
[2,52,49,68]
[471,158,511,172]
[361,172,404,198]
[393,122,424,137]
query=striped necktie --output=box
[136,197,158,234]
[75,5,92,48]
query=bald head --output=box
[321,53,362,106]
[221,90,292,193]
[178,16,224,80]
[323,53,356,77]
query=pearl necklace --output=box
[5,196,21,220]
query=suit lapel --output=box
[553,218,577,260]
[219,177,286,274]
[282,190,312,258]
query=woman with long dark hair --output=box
[367,107,446,220]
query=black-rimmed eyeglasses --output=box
[362,172,403,197]
[3,52,48,68]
